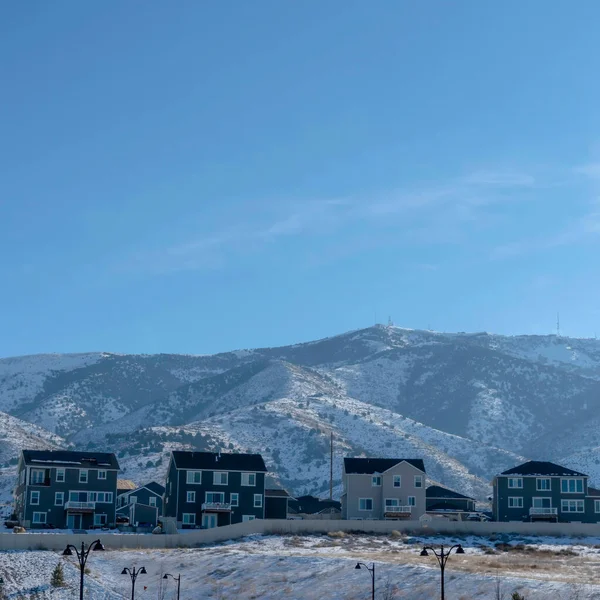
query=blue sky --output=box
[1,1,600,357]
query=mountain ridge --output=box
[1,325,600,504]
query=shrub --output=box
[51,562,65,587]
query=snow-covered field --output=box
[3,533,600,599]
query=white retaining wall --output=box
[2,519,600,551]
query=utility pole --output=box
[329,432,333,501]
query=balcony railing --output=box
[202,502,232,512]
[384,506,413,516]
[64,501,96,511]
[29,479,51,487]
[529,507,557,515]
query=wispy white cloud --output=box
[574,163,600,179]
[491,206,600,260]
[126,167,539,274]
[460,170,536,187]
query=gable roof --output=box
[426,485,474,501]
[265,489,293,498]
[587,487,600,497]
[22,449,119,470]
[287,495,341,514]
[500,460,588,478]
[117,479,137,492]
[144,481,165,496]
[171,451,267,472]
[344,457,425,475]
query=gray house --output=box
[493,460,600,523]
[164,451,268,528]
[116,481,165,527]
[14,450,119,530]
[341,457,426,520]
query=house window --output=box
[97,470,107,480]
[242,473,256,486]
[242,515,255,522]
[94,492,112,503]
[149,497,157,507]
[30,491,40,505]
[69,491,83,502]
[182,513,196,525]
[561,479,584,493]
[187,491,196,503]
[31,469,45,485]
[206,492,225,504]
[414,476,423,488]
[359,498,373,511]
[507,478,523,489]
[186,471,202,484]
[254,494,263,508]
[79,470,88,484]
[230,493,239,507]
[595,500,600,514]
[56,469,65,483]
[536,478,551,491]
[408,496,416,506]
[55,492,64,506]
[372,475,382,487]
[508,497,523,508]
[385,498,399,507]
[393,475,401,488]
[213,472,228,485]
[32,512,47,524]
[94,514,107,526]
[532,497,551,508]
[561,500,584,513]
[130,495,137,504]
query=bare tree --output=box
[380,577,399,600]
[493,575,506,600]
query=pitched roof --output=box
[587,487,600,497]
[500,460,588,477]
[117,479,137,492]
[427,502,472,512]
[171,451,267,472]
[287,495,341,514]
[344,457,426,475]
[144,481,166,496]
[265,489,293,498]
[22,449,119,470]
[426,485,474,501]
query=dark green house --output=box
[426,485,476,513]
[14,449,119,530]
[493,460,600,523]
[164,451,268,528]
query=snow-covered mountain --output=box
[2,325,600,501]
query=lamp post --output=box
[163,573,181,600]
[420,544,465,600]
[354,562,375,600]
[62,539,105,600]
[121,566,147,600]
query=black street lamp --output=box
[62,539,105,600]
[354,562,375,600]
[163,573,181,600]
[420,544,465,600]
[121,566,147,600]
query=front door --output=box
[202,514,217,529]
[67,514,82,529]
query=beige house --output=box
[341,457,426,520]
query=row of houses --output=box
[12,448,600,530]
